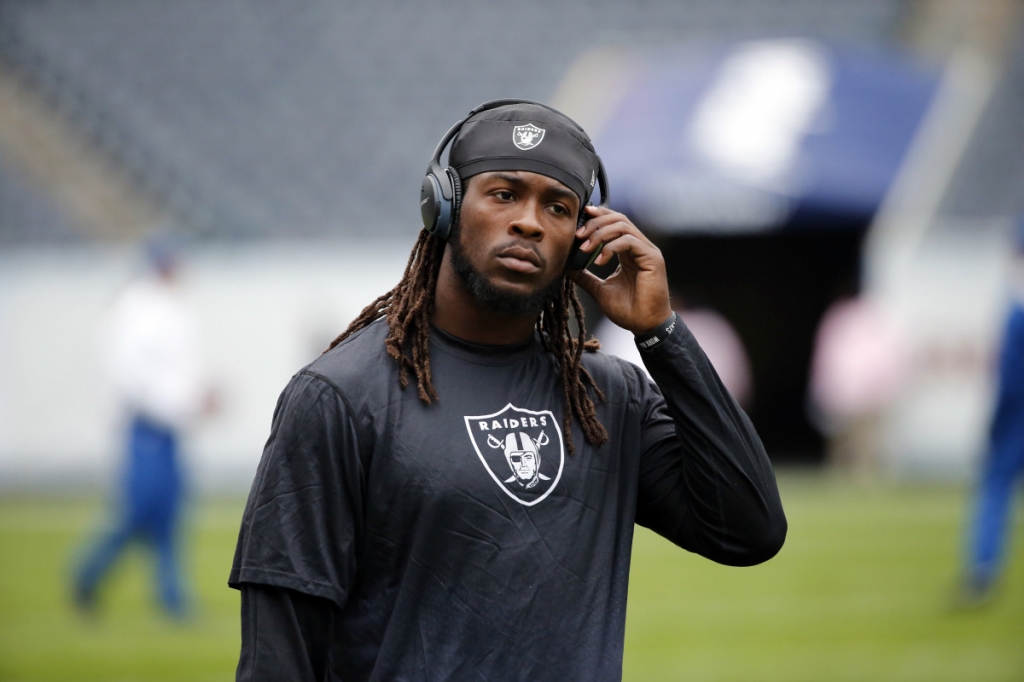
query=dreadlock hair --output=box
[324,229,609,454]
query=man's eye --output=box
[494,190,514,201]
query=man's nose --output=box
[510,200,545,240]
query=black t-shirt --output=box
[230,316,785,681]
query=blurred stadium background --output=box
[0,0,1022,680]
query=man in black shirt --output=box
[230,100,787,681]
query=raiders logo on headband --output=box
[512,123,545,151]
[464,403,564,506]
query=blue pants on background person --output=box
[960,302,1024,603]
[74,415,186,617]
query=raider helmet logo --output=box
[464,403,564,506]
[512,123,546,151]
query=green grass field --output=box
[1,473,1021,681]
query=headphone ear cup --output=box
[421,168,458,241]
[420,173,442,235]
[567,201,604,271]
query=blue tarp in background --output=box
[591,40,940,233]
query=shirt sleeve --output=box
[236,584,336,682]
[632,314,787,566]
[229,370,365,606]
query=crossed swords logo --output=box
[512,123,545,150]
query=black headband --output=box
[448,106,601,206]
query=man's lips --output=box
[495,245,543,273]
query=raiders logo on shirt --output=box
[464,403,564,506]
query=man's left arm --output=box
[570,206,786,566]
[630,314,786,565]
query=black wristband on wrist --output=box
[634,312,679,352]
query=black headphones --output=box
[419,98,609,271]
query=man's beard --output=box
[448,225,564,318]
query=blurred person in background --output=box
[954,222,1024,608]
[229,100,786,681]
[594,294,754,410]
[73,234,216,619]
[808,284,910,480]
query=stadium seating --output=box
[0,0,912,243]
